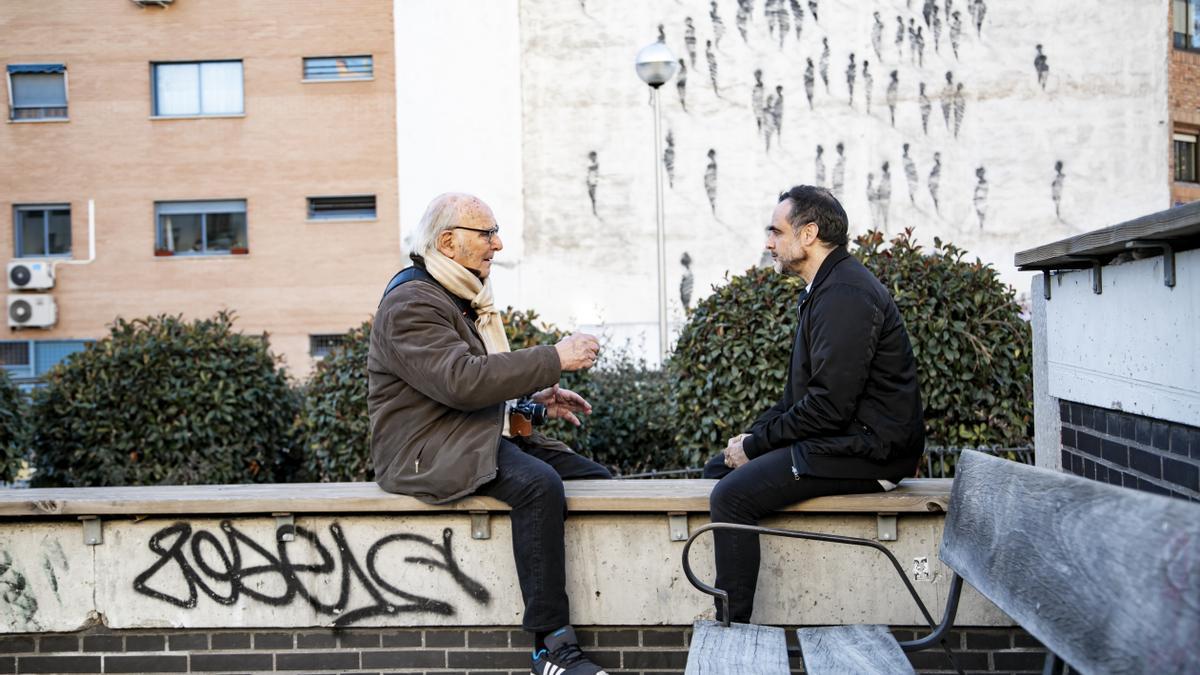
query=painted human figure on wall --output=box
[684,17,697,66]
[680,252,694,310]
[929,152,943,212]
[887,71,899,127]
[919,82,932,134]
[974,166,989,228]
[832,142,846,200]
[804,58,816,109]
[586,151,599,216]
[710,1,726,48]
[664,130,676,188]
[1052,161,1065,220]
[1034,45,1049,90]
[704,149,718,214]
[677,59,688,112]
[903,144,919,204]
[752,69,765,132]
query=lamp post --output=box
[635,40,679,363]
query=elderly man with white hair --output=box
[368,193,611,675]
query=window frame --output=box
[309,333,349,360]
[1175,0,1200,52]
[6,64,69,121]
[154,199,249,257]
[13,204,72,259]
[301,55,374,82]
[1175,131,1199,183]
[150,60,244,118]
[306,195,378,221]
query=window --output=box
[1175,132,1198,182]
[303,56,373,81]
[155,200,248,256]
[307,195,377,220]
[0,339,91,382]
[1175,0,1200,50]
[13,205,71,257]
[152,61,243,116]
[309,334,348,359]
[7,64,68,120]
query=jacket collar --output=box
[805,245,851,295]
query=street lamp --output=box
[635,40,679,363]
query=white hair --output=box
[410,193,474,258]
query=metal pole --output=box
[652,86,668,361]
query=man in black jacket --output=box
[702,185,924,623]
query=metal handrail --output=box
[680,521,965,673]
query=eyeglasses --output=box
[454,225,501,244]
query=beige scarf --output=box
[423,249,516,434]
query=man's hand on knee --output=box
[722,433,750,469]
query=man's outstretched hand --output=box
[531,385,593,427]
[555,333,599,371]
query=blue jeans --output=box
[702,446,883,623]
[475,437,612,631]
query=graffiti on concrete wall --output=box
[132,521,490,627]
[0,550,40,631]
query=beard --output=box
[772,246,806,275]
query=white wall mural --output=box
[515,0,1168,356]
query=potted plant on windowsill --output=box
[230,246,249,255]
[153,248,174,257]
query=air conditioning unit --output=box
[8,260,54,290]
[8,295,57,329]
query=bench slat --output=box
[797,624,915,675]
[0,478,949,517]
[943,451,1200,674]
[685,620,789,675]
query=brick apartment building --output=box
[1172,0,1200,204]
[0,0,398,381]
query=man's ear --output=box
[436,229,457,259]
[804,222,819,245]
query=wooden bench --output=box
[684,450,1200,674]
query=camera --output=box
[511,397,547,426]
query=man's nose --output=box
[493,233,504,251]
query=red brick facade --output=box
[1171,2,1200,204]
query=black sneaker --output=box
[531,626,609,675]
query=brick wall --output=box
[1059,400,1200,502]
[0,625,1043,674]
[1170,1,1200,204]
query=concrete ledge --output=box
[0,478,951,517]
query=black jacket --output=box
[741,246,924,481]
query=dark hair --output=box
[777,185,849,247]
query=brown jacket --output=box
[368,270,563,503]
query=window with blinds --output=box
[309,334,348,359]
[307,195,377,220]
[7,64,68,120]
[302,56,373,81]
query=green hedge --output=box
[669,229,1032,466]
[293,321,372,482]
[31,313,297,487]
[0,369,28,483]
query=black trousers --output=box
[702,446,883,623]
[474,437,612,632]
